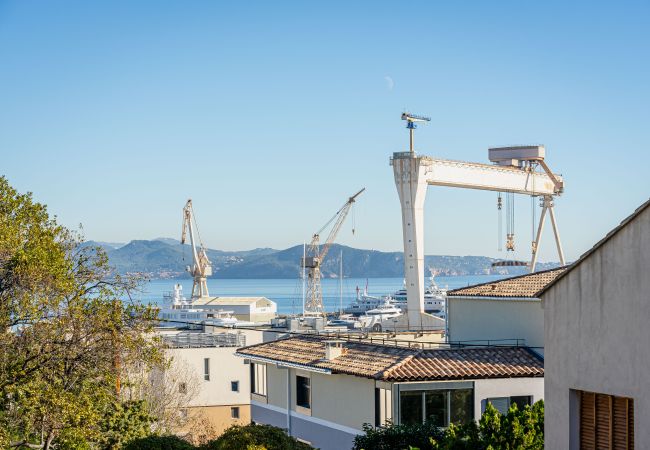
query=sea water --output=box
[135,275,507,315]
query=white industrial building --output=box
[540,198,649,450]
[446,267,566,357]
[237,335,544,450]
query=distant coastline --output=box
[84,238,561,280]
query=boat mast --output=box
[339,250,343,316]
[301,242,306,316]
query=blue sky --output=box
[1,1,648,262]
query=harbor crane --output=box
[391,112,565,326]
[181,199,213,299]
[302,188,365,316]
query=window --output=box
[251,363,267,395]
[204,358,210,381]
[487,396,532,415]
[579,390,634,450]
[178,382,187,394]
[375,386,393,428]
[399,388,473,426]
[296,375,311,409]
[231,407,240,419]
[231,381,239,392]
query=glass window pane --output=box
[450,389,474,424]
[400,391,423,425]
[296,376,310,408]
[425,390,448,427]
[488,397,510,414]
[510,396,532,411]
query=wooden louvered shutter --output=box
[580,391,596,450]
[580,391,634,450]
[595,393,612,447]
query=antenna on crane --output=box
[181,199,213,299]
[401,112,431,153]
[302,188,365,317]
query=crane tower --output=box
[302,188,365,316]
[181,199,213,299]
[391,113,565,327]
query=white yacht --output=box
[391,275,447,317]
[358,299,402,329]
[343,284,395,315]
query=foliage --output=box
[123,435,196,450]
[0,176,163,449]
[354,400,544,450]
[100,400,156,449]
[202,424,314,450]
[354,420,445,450]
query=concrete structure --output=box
[390,141,563,329]
[161,328,264,437]
[238,335,544,450]
[540,199,650,449]
[191,296,277,322]
[447,267,566,356]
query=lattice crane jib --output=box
[302,188,365,317]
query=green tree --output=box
[0,176,163,449]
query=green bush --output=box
[202,424,313,450]
[353,400,544,450]
[123,435,196,450]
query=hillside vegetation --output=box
[86,239,560,279]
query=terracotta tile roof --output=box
[536,198,650,298]
[447,267,567,298]
[236,336,543,381]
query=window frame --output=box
[231,406,240,419]
[296,375,311,409]
[398,387,474,426]
[204,358,210,381]
[231,380,239,392]
[251,363,267,396]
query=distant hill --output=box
[85,238,560,279]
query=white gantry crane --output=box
[181,199,213,299]
[392,113,565,326]
[302,188,365,316]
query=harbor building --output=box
[159,327,264,439]
[540,198,649,449]
[237,335,544,450]
[191,296,277,323]
[446,267,567,357]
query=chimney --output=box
[324,340,347,360]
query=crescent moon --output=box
[384,76,394,91]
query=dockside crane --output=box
[391,112,566,326]
[181,199,213,299]
[302,188,365,316]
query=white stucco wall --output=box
[473,377,544,418]
[168,346,251,407]
[448,296,544,354]
[543,204,650,449]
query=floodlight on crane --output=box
[401,112,431,153]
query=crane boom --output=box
[303,188,364,317]
[396,155,564,195]
[181,199,212,299]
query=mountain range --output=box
[83,238,560,279]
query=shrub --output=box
[123,435,196,450]
[202,424,313,450]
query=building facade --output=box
[540,199,649,449]
[237,336,544,450]
[161,328,264,437]
[447,267,566,357]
